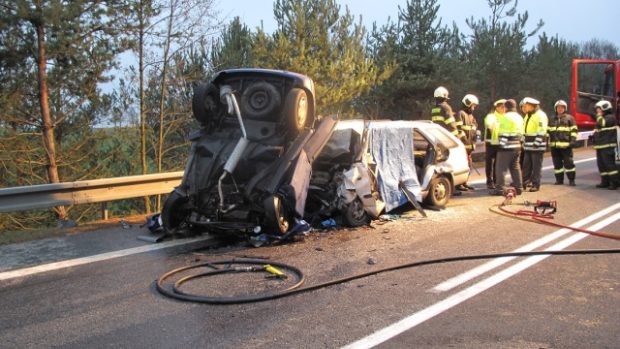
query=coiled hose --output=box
[156,249,620,305]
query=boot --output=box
[456,184,469,192]
[567,172,575,186]
[609,179,618,190]
[596,178,609,188]
[554,173,564,185]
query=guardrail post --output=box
[101,202,109,220]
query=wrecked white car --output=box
[305,119,470,226]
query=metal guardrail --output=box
[0,172,183,215]
[0,130,600,217]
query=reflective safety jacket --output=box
[484,112,500,145]
[593,110,618,149]
[547,113,577,149]
[457,108,478,151]
[497,111,523,150]
[431,101,459,137]
[523,109,548,151]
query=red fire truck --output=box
[571,59,620,129]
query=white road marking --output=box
[432,202,620,292]
[470,156,596,185]
[341,212,620,349]
[0,235,214,282]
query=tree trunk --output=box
[138,0,151,214]
[34,9,68,221]
[155,0,175,212]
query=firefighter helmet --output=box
[595,100,612,111]
[522,97,540,105]
[494,99,507,107]
[462,94,479,107]
[434,86,449,99]
[554,100,568,112]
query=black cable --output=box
[156,259,305,304]
[155,248,620,305]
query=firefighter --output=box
[521,97,548,192]
[455,94,479,191]
[547,100,577,186]
[484,101,500,189]
[492,99,524,195]
[431,86,460,138]
[592,100,619,190]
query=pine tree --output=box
[465,0,543,105]
[525,33,579,112]
[364,0,457,119]
[211,17,254,70]
[253,0,380,116]
[0,0,127,221]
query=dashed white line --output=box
[432,202,620,292]
[342,211,620,349]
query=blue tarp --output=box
[368,125,421,212]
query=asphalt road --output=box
[1,148,619,349]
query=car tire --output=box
[342,197,369,227]
[263,194,290,235]
[424,175,451,208]
[283,88,310,134]
[240,82,281,119]
[161,191,191,234]
[192,83,222,125]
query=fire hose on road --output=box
[155,191,620,305]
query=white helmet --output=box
[522,97,540,105]
[434,86,449,99]
[595,100,612,111]
[554,100,567,111]
[462,94,479,107]
[493,99,507,107]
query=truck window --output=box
[576,62,615,115]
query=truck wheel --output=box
[161,191,191,234]
[263,194,290,235]
[283,88,310,134]
[192,83,222,125]
[424,175,451,208]
[240,82,281,119]
[342,198,369,227]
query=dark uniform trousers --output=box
[485,144,498,186]
[522,150,544,188]
[551,147,575,182]
[596,147,618,185]
[495,149,523,190]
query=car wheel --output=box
[192,83,222,125]
[342,197,369,227]
[284,88,310,134]
[161,191,191,234]
[424,175,451,208]
[240,82,281,119]
[263,194,290,235]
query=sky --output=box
[215,0,619,47]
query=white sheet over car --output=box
[368,122,422,212]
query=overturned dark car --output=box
[161,69,337,239]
